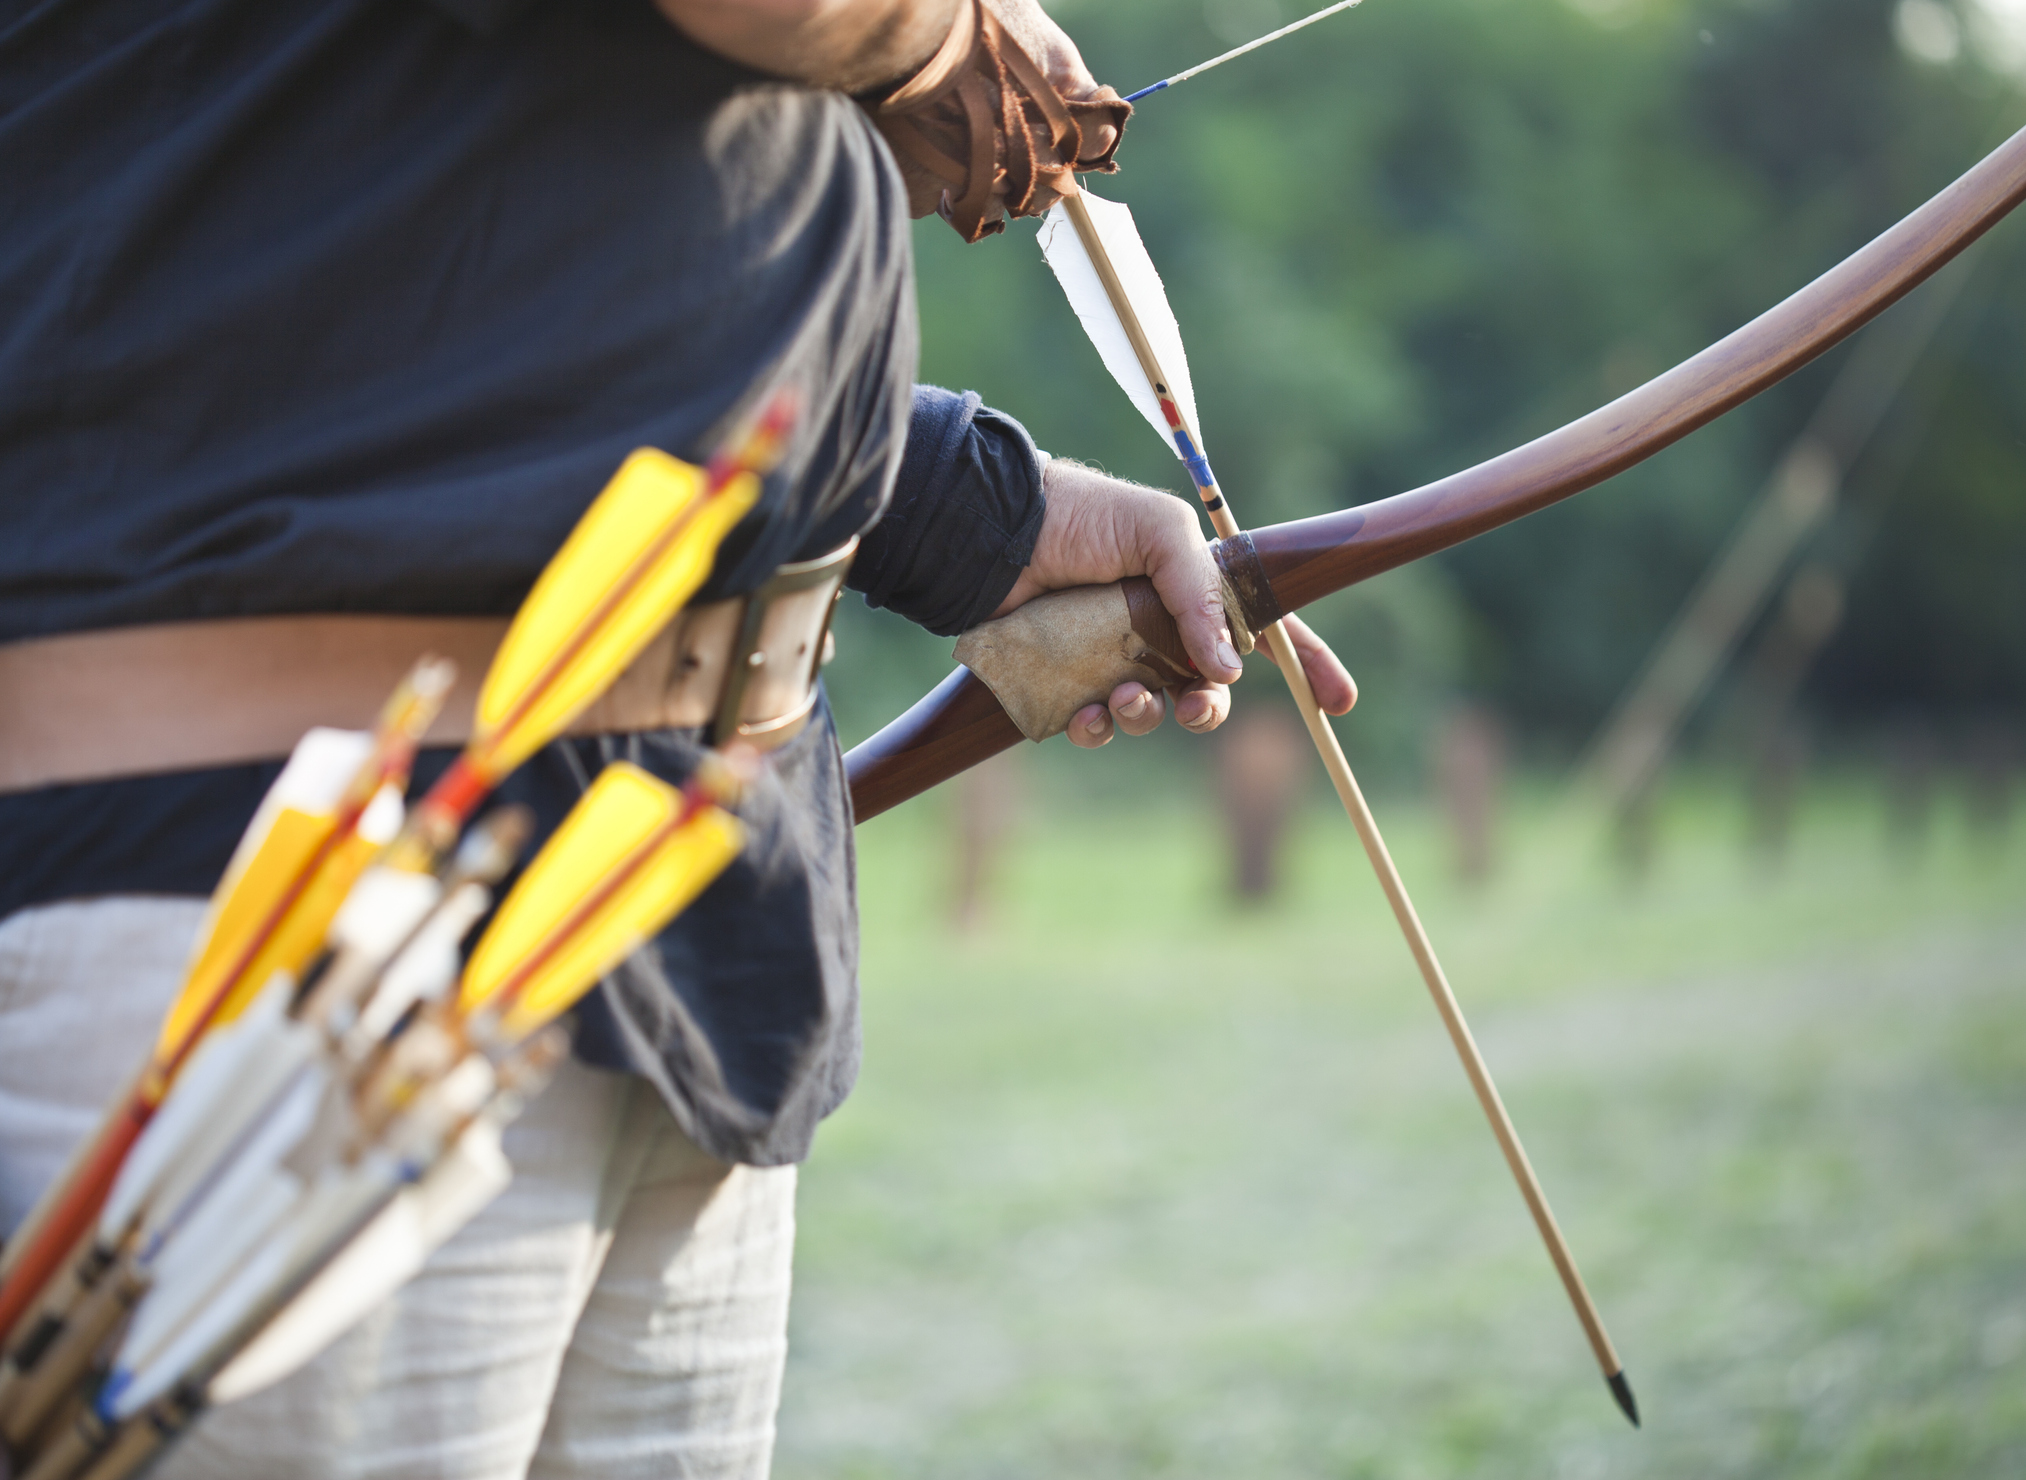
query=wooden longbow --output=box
[847,124,2026,819]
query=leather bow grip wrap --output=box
[952,575,1256,741]
[846,549,1274,822]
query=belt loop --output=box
[707,538,858,748]
[710,594,770,746]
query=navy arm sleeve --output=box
[848,385,1047,637]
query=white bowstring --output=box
[1128,0,1364,99]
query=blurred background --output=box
[781,0,2026,1473]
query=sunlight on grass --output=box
[778,769,2025,1479]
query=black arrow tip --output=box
[1606,1369,1641,1428]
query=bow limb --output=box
[1230,123,2026,619]
[849,123,2026,820]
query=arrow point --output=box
[1606,1368,1641,1428]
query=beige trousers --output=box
[0,898,797,1480]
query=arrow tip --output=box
[1606,1368,1641,1428]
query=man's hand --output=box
[996,460,1357,749]
[883,0,1118,222]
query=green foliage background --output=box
[828,0,2026,769]
[780,785,2026,1478]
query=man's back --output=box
[0,0,916,1166]
[0,0,912,644]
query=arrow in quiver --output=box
[0,405,788,1480]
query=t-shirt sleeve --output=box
[848,385,1047,637]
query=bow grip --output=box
[950,574,1251,742]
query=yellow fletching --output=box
[498,809,739,1042]
[154,806,333,1064]
[472,450,760,778]
[460,765,678,1013]
[459,763,743,1043]
[216,827,384,1026]
[156,821,387,1068]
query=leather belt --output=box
[0,541,856,794]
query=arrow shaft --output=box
[1264,617,1624,1376]
[1061,182,1628,1394]
[1057,192,1226,514]
[1123,0,1365,102]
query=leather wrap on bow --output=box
[865,0,1133,242]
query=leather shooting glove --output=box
[863,0,1132,243]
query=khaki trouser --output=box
[0,898,797,1480]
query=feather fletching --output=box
[1038,191,1205,456]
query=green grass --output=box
[776,767,2026,1478]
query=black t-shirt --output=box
[0,0,1047,1165]
[0,0,908,636]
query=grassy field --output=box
[774,763,2025,1479]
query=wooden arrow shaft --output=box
[1060,183,1626,1385]
[1261,619,1623,1376]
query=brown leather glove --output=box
[864,0,1132,243]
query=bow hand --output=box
[994,459,1353,748]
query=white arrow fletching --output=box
[139,1012,319,1254]
[205,1118,511,1406]
[1038,191,1204,456]
[116,1067,324,1375]
[103,969,296,1241]
[352,881,491,1046]
[110,1155,393,1420]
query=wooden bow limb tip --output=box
[1045,182,1638,1424]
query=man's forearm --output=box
[655,0,962,91]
